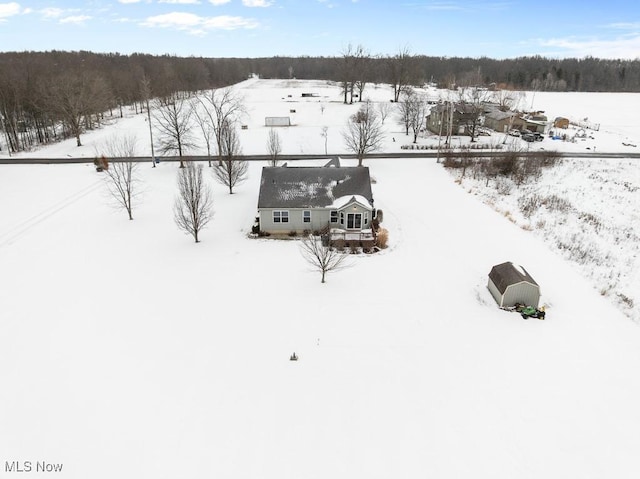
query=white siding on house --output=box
[259,208,332,233]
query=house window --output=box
[303,210,311,223]
[339,212,344,225]
[330,210,338,223]
[364,212,369,225]
[347,213,362,229]
[273,210,289,223]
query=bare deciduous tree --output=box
[398,90,428,143]
[377,101,390,124]
[492,89,525,144]
[266,127,282,166]
[213,122,248,194]
[457,85,491,142]
[396,88,414,136]
[174,161,213,243]
[339,44,370,105]
[320,126,329,155]
[140,75,156,168]
[342,101,384,166]
[97,134,140,221]
[386,46,415,102]
[44,72,112,147]
[198,88,245,166]
[353,49,372,102]
[153,93,196,168]
[191,98,215,167]
[493,89,523,111]
[299,234,350,283]
[340,43,356,105]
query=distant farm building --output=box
[522,112,549,133]
[483,109,522,133]
[488,262,541,308]
[265,117,291,127]
[426,101,479,135]
[554,117,570,129]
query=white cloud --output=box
[143,12,201,28]
[425,2,464,11]
[0,2,20,20]
[59,15,92,25]
[208,0,231,4]
[118,0,142,4]
[142,12,259,34]
[605,22,640,30]
[203,14,259,29]
[539,35,640,60]
[159,0,201,4]
[242,0,273,7]
[40,7,64,19]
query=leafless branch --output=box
[174,161,213,242]
[299,234,351,283]
[96,133,140,220]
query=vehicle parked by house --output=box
[522,133,536,142]
[508,129,521,137]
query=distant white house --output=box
[488,261,541,308]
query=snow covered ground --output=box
[1,79,640,478]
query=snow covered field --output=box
[1,79,640,478]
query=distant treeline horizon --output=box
[2,50,639,94]
[1,49,638,154]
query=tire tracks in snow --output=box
[0,179,103,248]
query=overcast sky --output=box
[1,0,640,59]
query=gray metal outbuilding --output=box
[488,262,540,308]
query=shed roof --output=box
[488,261,538,294]
[430,101,481,115]
[258,166,373,209]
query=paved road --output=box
[2,150,640,165]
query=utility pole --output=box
[141,76,156,168]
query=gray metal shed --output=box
[488,262,540,308]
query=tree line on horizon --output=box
[1,49,639,154]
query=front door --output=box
[347,213,362,230]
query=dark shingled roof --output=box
[488,262,538,294]
[258,166,373,209]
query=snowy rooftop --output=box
[330,194,372,210]
[257,166,373,209]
